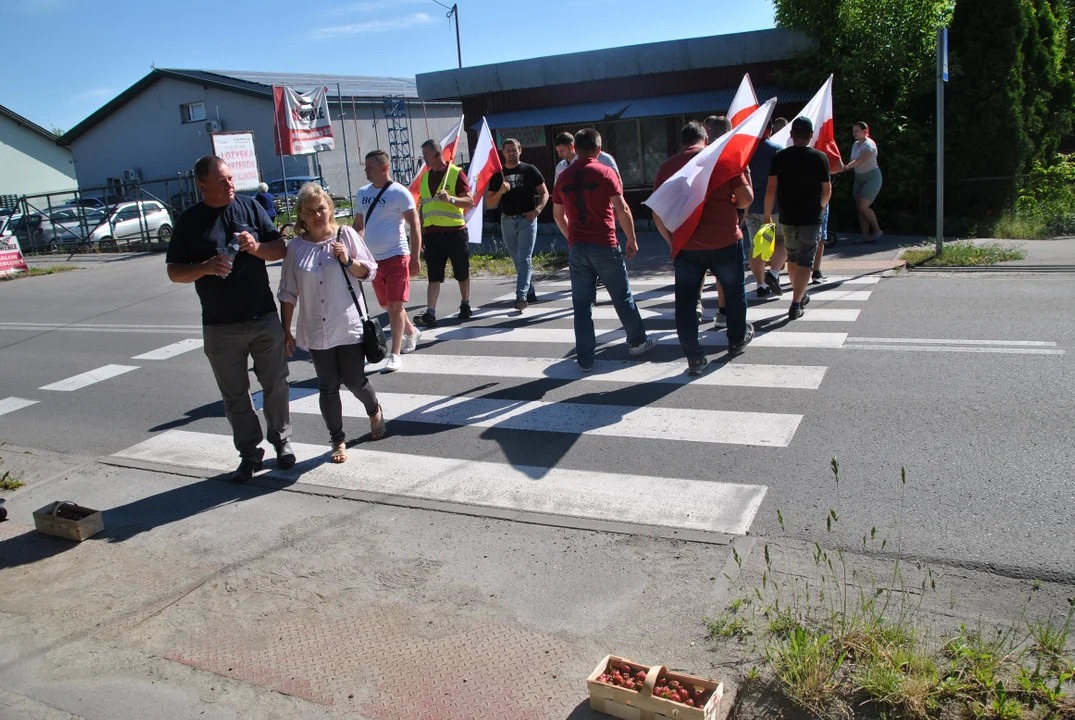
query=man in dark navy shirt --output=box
[166,155,294,481]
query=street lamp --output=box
[431,0,462,69]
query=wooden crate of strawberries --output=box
[586,654,723,720]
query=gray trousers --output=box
[202,313,292,459]
[308,343,380,444]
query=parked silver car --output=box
[88,201,173,249]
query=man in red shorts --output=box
[354,150,422,372]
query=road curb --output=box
[909,264,1075,273]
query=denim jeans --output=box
[501,214,538,299]
[569,242,647,366]
[674,242,748,360]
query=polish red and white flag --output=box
[770,74,843,172]
[727,73,759,128]
[644,98,776,258]
[464,117,503,243]
[409,113,465,200]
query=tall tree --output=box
[946,0,1029,218]
[772,0,954,232]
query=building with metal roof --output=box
[416,28,816,216]
[57,69,461,202]
[0,104,75,198]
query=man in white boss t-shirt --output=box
[354,150,423,373]
[553,131,620,185]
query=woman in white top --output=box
[278,183,385,463]
[840,121,884,243]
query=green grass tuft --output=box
[1,264,80,281]
[902,241,1026,267]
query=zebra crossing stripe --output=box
[489,275,880,303]
[0,397,38,417]
[39,364,139,391]
[132,338,204,360]
[415,326,848,349]
[371,354,828,389]
[476,305,861,323]
[110,429,768,535]
[290,391,803,447]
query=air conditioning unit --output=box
[121,168,141,181]
[204,120,222,133]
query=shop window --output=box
[642,117,679,187]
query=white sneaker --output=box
[383,353,402,373]
[401,329,421,354]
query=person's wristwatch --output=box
[345,256,355,268]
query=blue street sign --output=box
[942,28,949,82]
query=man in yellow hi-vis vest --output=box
[413,138,476,328]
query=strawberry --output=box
[597,673,610,683]
[685,699,696,707]
[678,689,690,702]
[635,670,647,682]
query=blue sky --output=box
[2,0,776,135]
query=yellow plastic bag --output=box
[752,222,776,261]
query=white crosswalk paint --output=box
[416,325,848,349]
[39,364,139,391]
[132,338,205,360]
[476,305,861,323]
[371,353,828,389]
[0,397,39,417]
[845,337,1058,347]
[0,324,200,335]
[489,275,881,303]
[111,430,768,535]
[291,391,803,447]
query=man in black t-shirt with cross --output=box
[166,156,294,482]
[486,138,548,311]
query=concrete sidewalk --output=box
[991,236,1075,267]
[4,443,1072,719]
[0,443,743,720]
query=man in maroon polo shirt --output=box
[552,128,653,372]
[652,121,755,376]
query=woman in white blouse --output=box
[279,183,385,463]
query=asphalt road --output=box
[1,248,1072,581]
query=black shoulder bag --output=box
[337,186,392,363]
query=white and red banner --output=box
[273,86,335,156]
[0,232,28,277]
[728,73,759,128]
[408,114,464,201]
[211,132,260,190]
[644,98,776,258]
[465,117,504,244]
[770,75,843,172]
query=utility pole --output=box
[433,1,463,69]
[936,27,948,254]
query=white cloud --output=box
[70,88,117,104]
[308,12,434,39]
[323,0,428,16]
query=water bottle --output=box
[223,233,241,259]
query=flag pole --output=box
[336,83,355,218]
[272,87,291,222]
